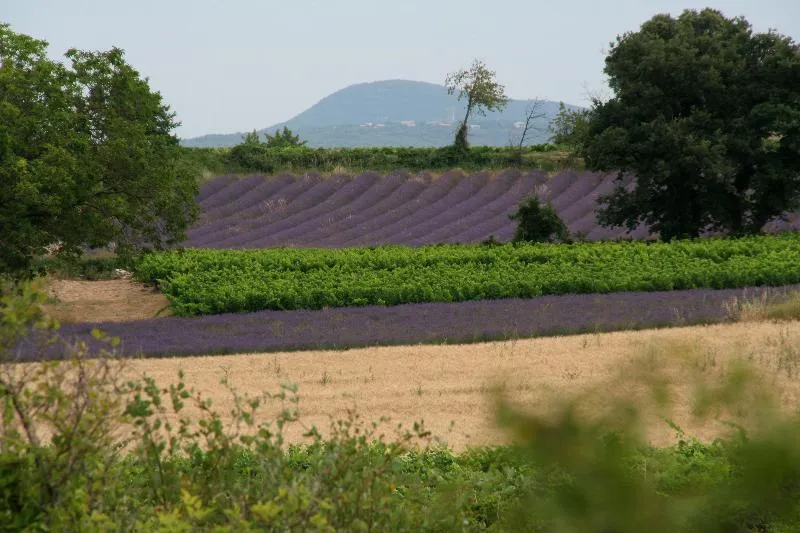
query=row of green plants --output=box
[181,143,579,176]
[4,282,800,531]
[135,232,800,316]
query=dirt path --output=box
[121,320,800,451]
[45,279,171,323]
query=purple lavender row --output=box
[383,172,492,245]
[188,175,322,247]
[303,172,417,247]
[336,171,461,247]
[18,285,800,361]
[427,170,531,244]
[248,172,384,247]
[226,176,350,249]
[196,175,236,204]
[188,175,298,242]
[447,172,542,243]
[407,171,518,245]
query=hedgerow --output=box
[182,144,578,176]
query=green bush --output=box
[510,196,571,243]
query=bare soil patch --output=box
[45,279,171,323]
[120,320,800,451]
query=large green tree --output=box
[0,24,198,275]
[445,59,508,151]
[585,9,800,241]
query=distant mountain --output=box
[182,80,582,148]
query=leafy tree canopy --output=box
[0,24,199,276]
[549,102,591,152]
[265,126,307,148]
[445,59,508,151]
[585,9,800,241]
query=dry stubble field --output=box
[44,279,800,451]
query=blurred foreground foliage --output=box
[3,281,800,531]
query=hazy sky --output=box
[5,0,799,138]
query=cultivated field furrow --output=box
[191,174,298,234]
[188,174,314,246]
[307,175,425,246]
[409,171,521,244]
[380,172,491,244]
[197,173,297,223]
[551,172,605,222]
[319,173,421,247]
[339,171,462,247]
[197,174,265,212]
[538,170,579,202]
[199,175,325,248]
[253,172,385,246]
[196,174,236,204]
[230,175,353,248]
[447,173,542,242]
[220,175,341,248]
[557,183,610,226]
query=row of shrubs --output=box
[180,144,581,175]
[6,282,800,530]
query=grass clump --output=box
[726,289,800,322]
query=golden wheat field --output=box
[113,321,800,451]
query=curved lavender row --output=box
[557,173,616,226]
[188,175,299,244]
[199,175,325,248]
[198,175,265,212]
[188,174,304,244]
[254,172,387,247]
[198,175,297,224]
[187,175,297,240]
[23,284,800,360]
[196,175,237,205]
[550,172,605,221]
[447,172,543,243]
[380,172,491,244]
[489,220,517,242]
[339,171,462,247]
[304,174,416,247]
[418,172,523,245]
[231,175,353,249]
[538,170,579,203]
[410,171,522,245]
[568,210,603,236]
[312,175,433,247]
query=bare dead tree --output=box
[516,99,547,150]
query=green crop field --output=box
[135,232,800,316]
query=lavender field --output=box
[24,285,800,360]
[186,170,800,248]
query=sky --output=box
[5,0,799,138]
